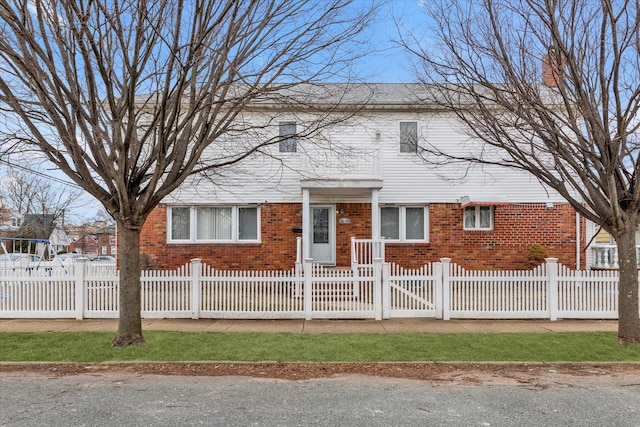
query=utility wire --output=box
[0,158,84,190]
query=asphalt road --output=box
[2,373,640,426]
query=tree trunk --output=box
[112,223,146,346]
[615,228,640,345]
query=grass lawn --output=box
[1,331,639,363]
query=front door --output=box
[310,206,335,265]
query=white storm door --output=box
[310,206,335,264]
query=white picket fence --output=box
[0,258,630,320]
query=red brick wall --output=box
[140,202,584,270]
[97,234,116,256]
[140,204,303,270]
[335,203,372,266]
[385,203,582,270]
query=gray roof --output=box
[135,82,563,113]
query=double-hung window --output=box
[169,206,260,243]
[279,122,297,153]
[463,205,493,230]
[380,206,428,242]
[399,121,418,153]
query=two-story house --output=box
[96,226,116,258]
[139,84,587,271]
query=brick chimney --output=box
[542,49,565,87]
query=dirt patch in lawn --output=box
[2,362,640,386]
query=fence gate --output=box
[383,262,439,318]
[307,263,378,319]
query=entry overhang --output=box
[301,179,383,196]
[460,195,509,209]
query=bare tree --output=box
[0,0,376,345]
[401,0,640,344]
[0,168,79,238]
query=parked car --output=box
[91,255,116,263]
[54,253,91,264]
[0,253,50,268]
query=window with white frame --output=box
[168,206,260,242]
[399,121,418,153]
[380,206,428,241]
[463,205,494,230]
[279,121,297,153]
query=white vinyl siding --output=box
[463,206,493,230]
[381,206,428,242]
[168,206,260,243]
[164,110,566,207]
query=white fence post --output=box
[191,258,202,319]
[351,236,357,269]
[546,258,559,321]
[440,258,451,320]
[373,257,383,320]
[304,258,313,320]
[296,237,302,264]
[353,261,360,298]
[75,258,87,320]
[434,261,443,319]
[382,262,391,319]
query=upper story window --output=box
[168,206,260,243]
[463,205,494,230]
[279,122,297,153]
[11,218,21,227]
[381,206,428,242]
[399,121,418,153]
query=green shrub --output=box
[523,243,548,269]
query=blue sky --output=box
[4,0,427,223]
[353,0,425,83]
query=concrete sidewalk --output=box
[0,318,618,334]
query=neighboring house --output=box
[20,214,56,239]
[140,83,590,271]
[69,234,99,257]
[0,213,71,256]
[96,226,116,257]
[48,226,73,253]
[0,208,23,237]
